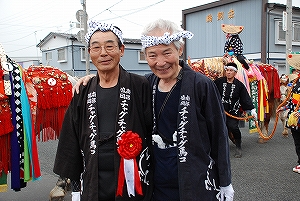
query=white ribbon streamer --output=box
[124,159,135,197]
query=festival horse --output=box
[188,56,281,143]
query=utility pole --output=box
[285,0,293,74]
[81,0,90,75]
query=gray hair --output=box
[141,19,184,52]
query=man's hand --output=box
[72,74,96,95]
[71,192,81,201]
[220,184,234,201]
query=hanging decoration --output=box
[0,42,74,192]
[24,66,73,141]
[0,44,14,192]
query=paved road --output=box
[1,120,299,201]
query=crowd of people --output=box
[50,17,300,201]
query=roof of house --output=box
[267,2,300,12]
[182,0,243,14]
[36,32,141,48]
[36,32,76,47]
[182,0,300,15]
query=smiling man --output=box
[53,20,153,201]
[142,19,234,201]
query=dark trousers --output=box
[291,128,300,164]
[226,116,242,147]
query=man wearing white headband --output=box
[74,19,234,201]
[142,19,233,201]
[215,62,257,158]
[224,64,238,72]
[53,20,153,201]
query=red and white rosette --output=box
[116,131,143,197]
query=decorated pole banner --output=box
[116,131,143,197]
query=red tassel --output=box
[116,158,125,196]
[0,100,14,136]
[0,112,14,136]
[0,134,10,175]
[134,159,143,196]
[30,118,41,179]
[25,66,73,142]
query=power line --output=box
[92,0,165,23]
[6,44,37,53]
[1,32,35,43]
[107,9,143,27]
[90,0,124,19]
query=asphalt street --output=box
[1,120,299,201]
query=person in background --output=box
[214,62,257,158]
[291,68,299,75]
[277,53,300,174]
[53,19,153,201]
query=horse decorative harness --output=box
[25,65,73,141]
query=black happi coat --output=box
[147,61,232,201]
[214,77,254,116]
[53,66,153,201]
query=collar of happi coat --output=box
[85,66,132,155]
[151,61,191,163]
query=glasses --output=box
[89,42,118,53]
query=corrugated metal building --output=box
[182,0,300,75]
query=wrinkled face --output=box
[144,30,183,80]
[88,31,124,73]
[225,68,237,79]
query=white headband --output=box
[224,65,238,72]
[85,20,123,44]
[141,31,194,49]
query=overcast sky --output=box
[0,0,299,58]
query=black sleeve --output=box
[239,82,254,111]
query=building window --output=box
[273,62,286,75]
[275,20,300,45]
[57,48,67,62]
[138,51,147,63]
[46,52,52,61]
[294,23,300,42]
[81,47,91,61]
[278,21,286,41]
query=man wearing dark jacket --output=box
[53,20,153,201]
[141,19,233,201]
[214,62,257,158]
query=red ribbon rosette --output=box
[116,131,143,197]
